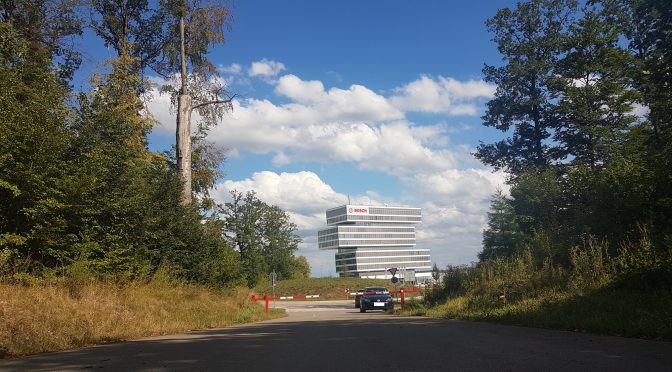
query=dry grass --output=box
[0,281,283,358]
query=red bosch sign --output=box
[353,208,367,213]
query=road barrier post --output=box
[265,294,269,313]
[401,288,405,310]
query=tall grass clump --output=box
[0,275,282,358]
[412,234,672,340]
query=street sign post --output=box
[391,276,398,284]
[269,271,277,298]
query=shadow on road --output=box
[2,316,671,371]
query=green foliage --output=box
[477,1,672,286]
[551,5,638,169]
[423,265,479,306]
[428,0,672,340]
[0,20,74,270]
[431,263,440,282]
[568,240,611,292]
[90,0,168,79]
[160,0,234,78]
[190,137,227,209]
[63,52,165,277]
[479,190,524,260]
[611,231,672,290]
[291,256,311,279]
[222,190,302,287]
[0,15,241,287]
[476,0,578,173]
[421,237,671,340]
[0,0,83,82]
[89,0,232,85]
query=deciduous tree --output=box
[222,191,302,287]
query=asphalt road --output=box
[1,300,671,371]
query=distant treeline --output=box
[0,1,309,286]
[475,0,672,281]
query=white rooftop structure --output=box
[318,205,432,280]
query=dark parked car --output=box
[355,287,389,308]
[354,288,365,308]
[359,292,394,313]
[363,287,389,294]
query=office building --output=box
[317,205,432,280]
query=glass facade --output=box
[318,205,432,279]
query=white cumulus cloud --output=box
[214,171,388,227]
[248,59,287,78]
[144,65,510,274]
[390,75,495,115]
[219,63,242,74]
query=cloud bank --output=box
[147,59,504,275]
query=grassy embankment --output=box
[404,286,672,340]
[254,277,419,300]
[0,279,283,358]
[400,239,672,341]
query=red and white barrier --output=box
[250,293,321,312]
[278,294,320,300]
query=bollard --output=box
[401,288,405,310]
[264,294,269,313]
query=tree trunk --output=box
[176,93,192,205]
[176,15,192,205]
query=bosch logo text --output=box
[353,208,368,213]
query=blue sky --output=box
[81,0,520,276]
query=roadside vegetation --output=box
[0,1,303,359]
[404,236,672,340]
[405,0,672,341]
[0,275,283,358]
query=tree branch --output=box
[190,94,237,111]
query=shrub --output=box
[611,233,672,290]
[568,239,612,292]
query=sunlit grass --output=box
[400,238,672,341]
[0,281,283,357]
[401,287,672,340]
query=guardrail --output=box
[252,287,421,313]
[250,293,320,313]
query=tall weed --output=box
[568,239,612,292]
[612,232,672,290]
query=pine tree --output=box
[479,190,524,261]
[475,0,577,175]
[551,6,638,169]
